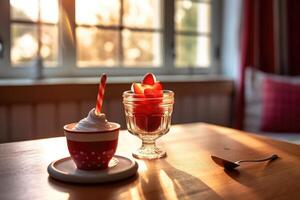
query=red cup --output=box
[64,122,120,170]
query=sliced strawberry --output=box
[144,88,163,98]
[142,73,156,85]
[131,73,164,132]
[152,81,163,90]
[132,82,161,94]
[131,83,144,94]
[144,88,155,97]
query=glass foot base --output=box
[132,146,166,160]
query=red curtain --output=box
[235,0,277,129]
[287,0,300,75]
[235,0,300,129]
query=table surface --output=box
[1,123,300,200]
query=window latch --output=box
[0,38,4,58]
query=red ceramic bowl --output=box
[64,122,120,170]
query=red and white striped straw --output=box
[95,73,107,115]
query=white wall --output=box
[221,0,242,78]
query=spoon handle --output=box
[236,154,279,164]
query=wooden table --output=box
[1,123,300,200]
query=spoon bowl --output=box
[211,154,279,170]
[211,156,240,170]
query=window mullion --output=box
[163,0,175,75]
[37,0,42,60]
[59,0,76,74]
[119,0,124,67]
[210,0,221,74]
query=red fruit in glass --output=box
[131,78,163,132]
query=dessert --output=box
[123,73,174,159]
[64,74,120,170]
[131,73,164,132]
[64,109,120,170]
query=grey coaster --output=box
[48,155,138,184]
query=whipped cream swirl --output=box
[73,108,112,131]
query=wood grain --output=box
[0,123,299,200]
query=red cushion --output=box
[261,78,300,132]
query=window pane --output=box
[10,0,39,21]
[41,25,58,67]
[40,0,59,23]
[176,1,211,33]
[176,35,210,67]
[76,0,120,26]
[123,0,161,29]
[76,27,119,67]
[122,30,161,67]
[11,24,38,66]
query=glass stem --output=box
[142,140,156,149]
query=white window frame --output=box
[0,0,222,79]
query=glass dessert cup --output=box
[123,90,174,159]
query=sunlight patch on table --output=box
[159,169,179,200]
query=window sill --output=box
[0,74,233,86]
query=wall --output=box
[221,0,242,78]
[0,78,234,143]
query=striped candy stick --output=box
[95,73,107,115]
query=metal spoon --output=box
[211,154,279,170]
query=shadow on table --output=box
[137,159,222,199]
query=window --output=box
[175,0,211,67]
[0,0,219,78]
[10,0,59,67]
[75,0,161,67]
